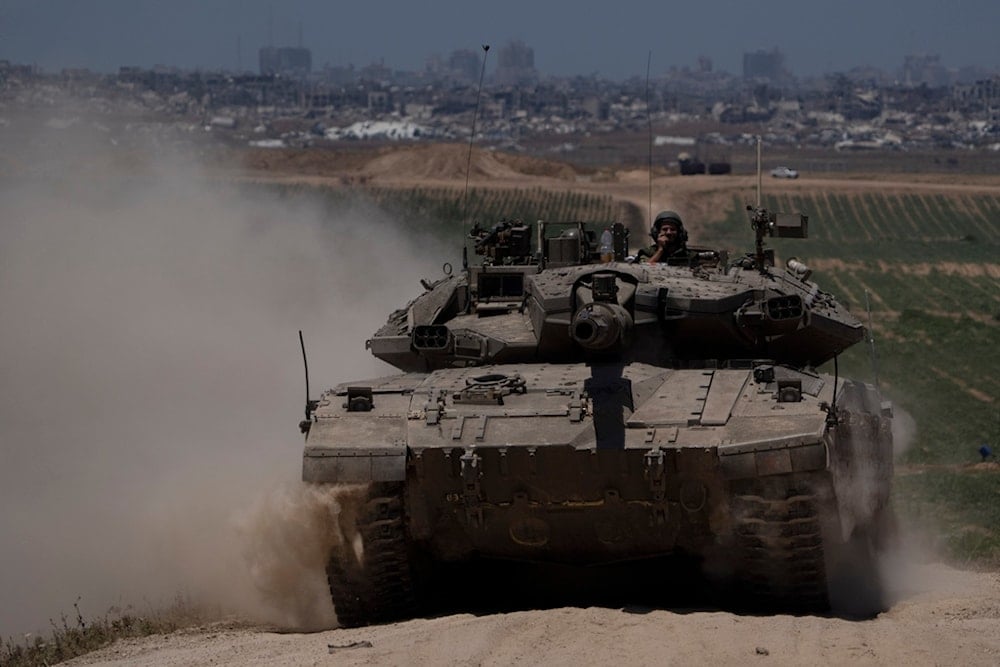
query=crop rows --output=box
[762,191,998,470]
[714,192,1000,312]
[762,192,1000,248]
[364,186,645,231]
[809,265,999,320]
[751,186,997,563]
[260,182,646,243]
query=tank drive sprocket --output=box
[326,483,416,628]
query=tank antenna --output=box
[645,50,653,227]
[755,135,762,208]
[462,43,490,268]
[299,330,312,422]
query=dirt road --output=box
[64,562,1000,666]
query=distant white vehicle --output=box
[770,166,799,179]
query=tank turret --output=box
[367,215,862,372]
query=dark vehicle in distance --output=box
[677,151,706,175]
[300,204,894,627]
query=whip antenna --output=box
[299,330,311,418]
[756,135,763,208]
[462,43,490,267]
[298,330,318,433]
[645,50,653,226]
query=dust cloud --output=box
[0,122,453,638]
[890,404,918,459]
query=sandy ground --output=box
[65,562,1000,666]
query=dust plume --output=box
[0,118,453,637]
[890,404,918,459]
[823,396,938,616]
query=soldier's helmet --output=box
[650,210,688,245]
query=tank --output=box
[300,205,895,627]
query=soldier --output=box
[639,210,689,263]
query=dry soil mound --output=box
[361,143,579,181]
[240,144,581,183]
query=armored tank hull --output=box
[300,216,894,626]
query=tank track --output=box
[326,483,416,628]
[730,475,832,612]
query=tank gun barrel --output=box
[570,302,633,351]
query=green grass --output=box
[708,189,999,565]
[894,469,1000,568]
[833,312,998,466]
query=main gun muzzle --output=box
[570,302,633,351]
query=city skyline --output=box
[2,0,999,80]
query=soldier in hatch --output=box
[638,210,689,263]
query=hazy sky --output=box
[2,0,999,78]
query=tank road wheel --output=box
[326,483,416,628]
[730,477,830,613]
